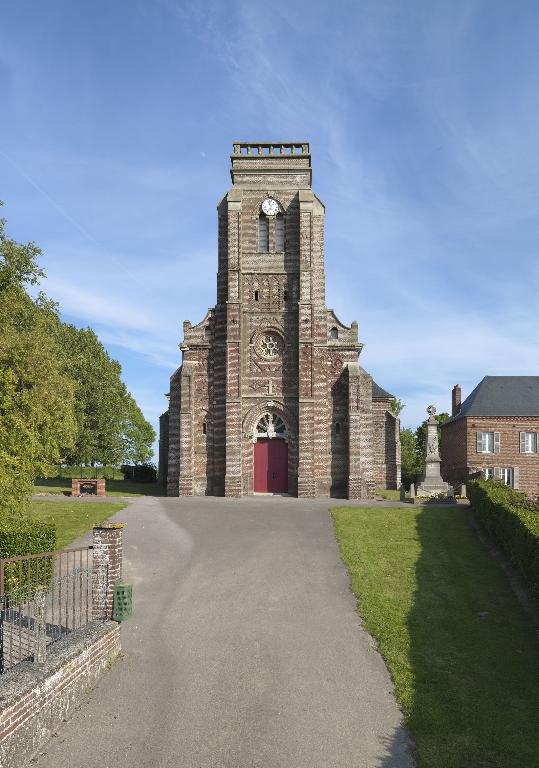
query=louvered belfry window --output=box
[259,214,269,252]
[275,213,285,251]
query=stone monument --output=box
[416,405,451,497]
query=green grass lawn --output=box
[332,505,539,768]
[375,487,405,500]
[29,500,128,549]
[34,476,164,497]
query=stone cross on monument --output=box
[416,405,451,497]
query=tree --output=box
[400,427,422,488]
[58,324,127,466]
[57,324,155,468]
[121,394,156,465]
[390,397,405,417]
[0,210,77,517]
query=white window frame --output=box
[476,431,500,454]
[520,431,538,454]
[483,467,514,487]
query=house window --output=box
[275,213,285,251]
[476,431,500,453]
[520,431,538,453]
[259,215,269,252]
[483,467,514,487]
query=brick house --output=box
[441,377,539,497]
[159,142,400,498]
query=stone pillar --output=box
[347,363,375,499]
[178,362,196,496]
[416,405,450,496]
[166,368,181,496]
[297,192,316,497]
[224,195,243,497]
[92,523,124,621]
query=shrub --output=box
[120,463,157,483]
[468,479,539,598]
[0,518,56,598]
[0,518,56,560]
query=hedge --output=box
[0,518,57,598]
[49,465,121,480]
[468,479,539,599]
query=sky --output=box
[1,0,538,455]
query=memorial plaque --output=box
[79,481,98,495]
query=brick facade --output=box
[441,415,539,497]
[160,142,400,498]
[71,478,106,496]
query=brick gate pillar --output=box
[92,523,124,620]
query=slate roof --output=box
[372,381,393,399]
[446,376,539,422]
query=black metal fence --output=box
[0,546,106,673]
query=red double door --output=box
[253,439,288,493]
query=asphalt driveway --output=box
[35,495,414,768]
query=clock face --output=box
[261,198,280,216]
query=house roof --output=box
[446,376,539,422]
[372,381,393,400]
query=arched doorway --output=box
[253,413,288,493]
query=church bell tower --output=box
[160,142,400,498]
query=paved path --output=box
[35,496,415,768]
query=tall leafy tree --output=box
[121,394,156,465]
[0,206,77,516]
[59,324,127,467]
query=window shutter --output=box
[519,432,526,453]
[476,432,482,453]
[494,432,501,453]
[494,467,502,479]
[513,467,520,490]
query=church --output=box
[159,142,400,498]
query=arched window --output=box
[330,327,338,340]
[275,213,285,251]
[259,214,269,252]
[202,422,207,435]
[255,413,287,439]
[335,422,341,435]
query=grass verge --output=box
[375,487,405,501]
[34,477,164,497]
[29,500,128,549]
[331,504,539,768]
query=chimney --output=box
[452,384,461,416]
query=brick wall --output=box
[71,478,106,496]
[441,416,539,497]
[0,622,121,768]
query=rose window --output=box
[256,332,283,360]
[256,413,287,439]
